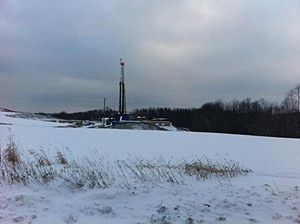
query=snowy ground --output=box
[0,110,299,223]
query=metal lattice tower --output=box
[119,58,126,115]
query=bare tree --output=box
[283,90,296,112]
[282,84,300,112]
[295,84,300,112]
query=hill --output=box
[0,110,299,223]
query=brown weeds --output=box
[0,134,252,189]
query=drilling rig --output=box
[118,58,129,121]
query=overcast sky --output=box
[1,0,299,112]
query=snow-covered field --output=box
[0,110,299,224]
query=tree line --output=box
[52,108,115,121]
[53,84,300,138]
[133,84,300,138]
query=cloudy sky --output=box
[1,0,299,112]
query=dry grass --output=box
[0,135,251,189]
[3,133,20,166]
[183,156,251,179]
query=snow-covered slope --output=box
[0,110,299,223]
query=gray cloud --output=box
[0,0,299,112]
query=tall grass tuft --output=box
[4,133,20,166]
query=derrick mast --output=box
[119,58,126,115]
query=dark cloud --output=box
[1,0,299,112]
